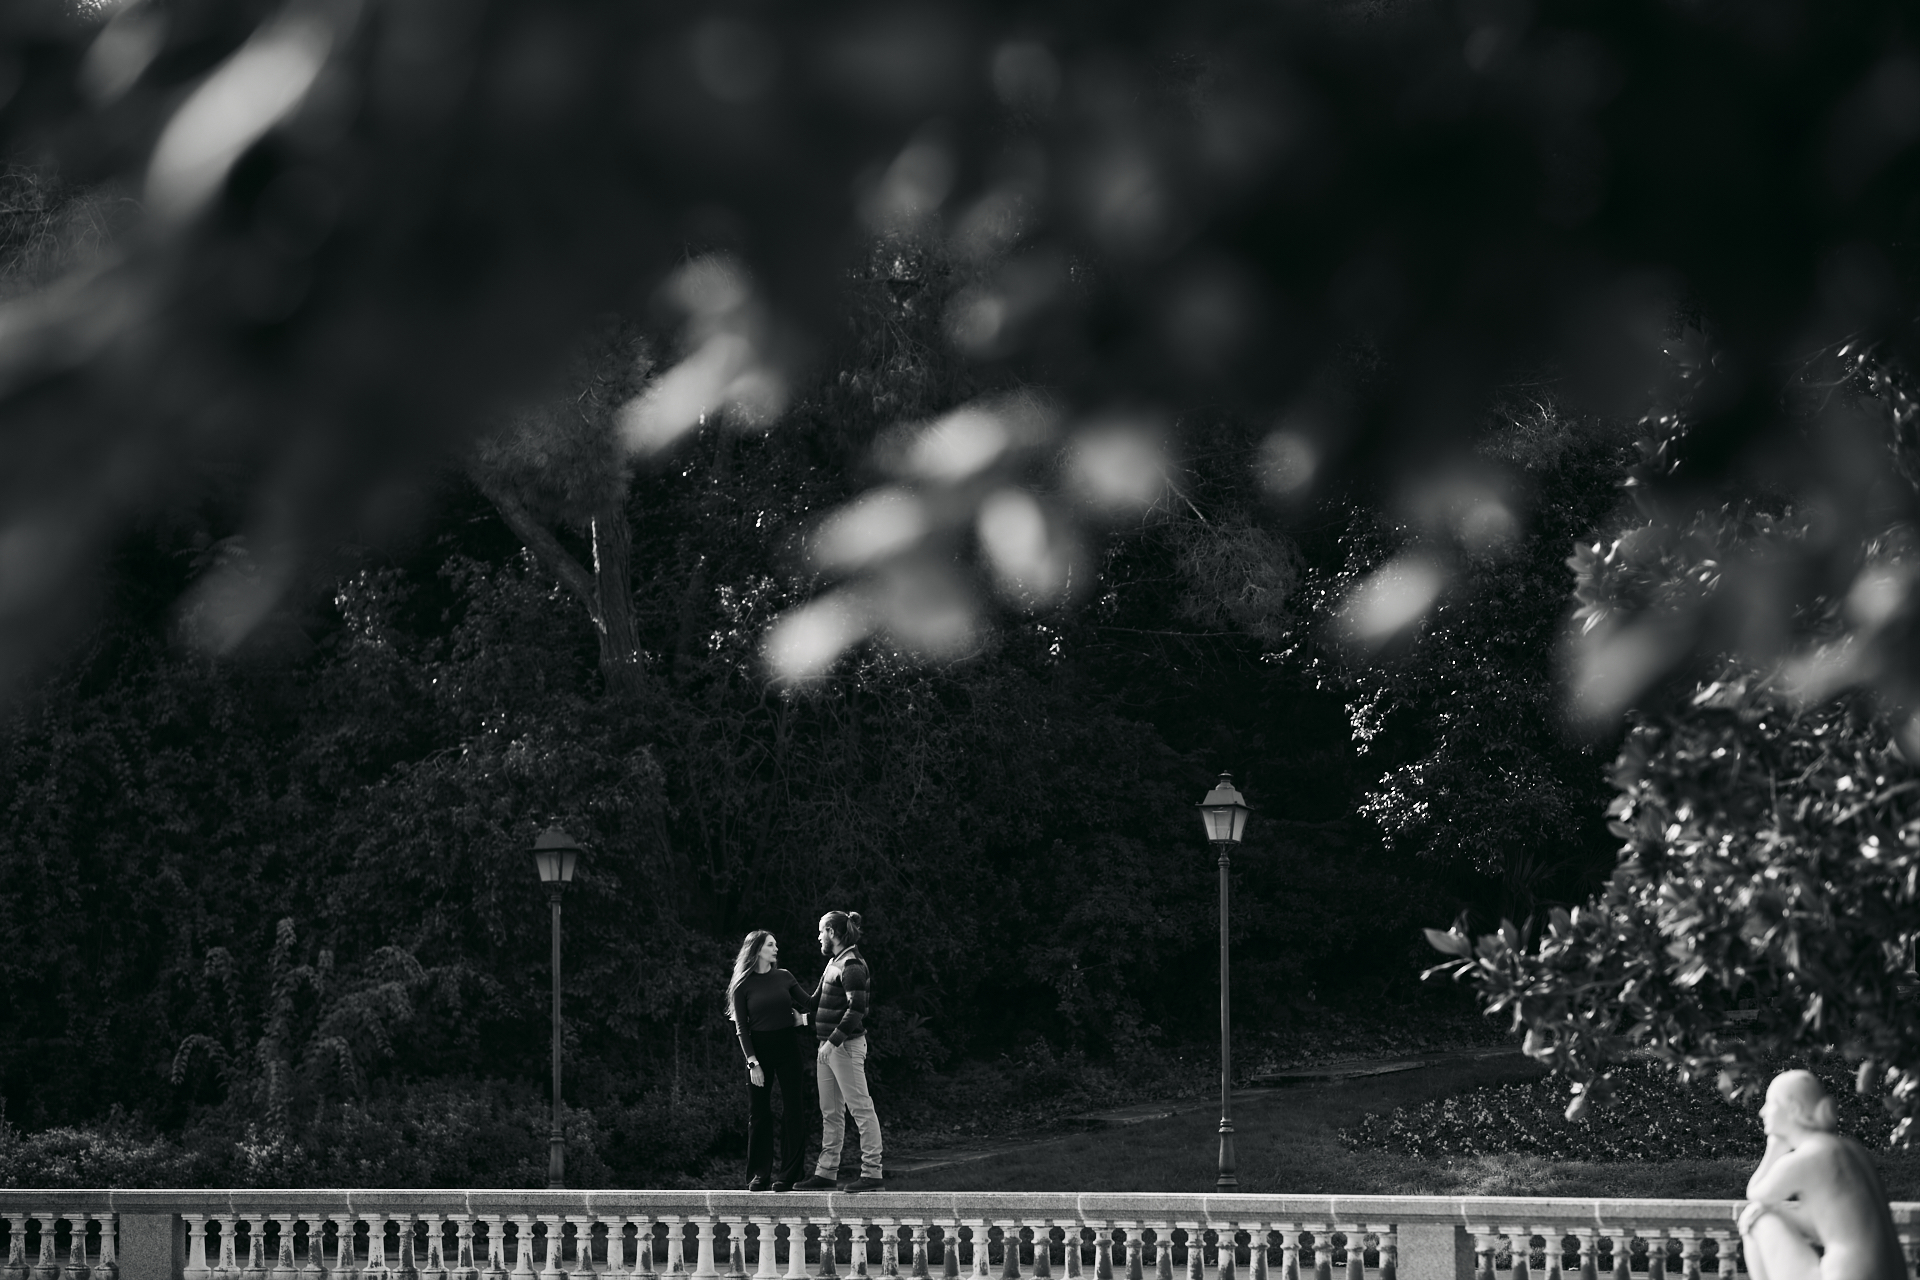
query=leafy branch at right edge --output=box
[1425,338,1920,1146]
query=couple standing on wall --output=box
[725,909,884,1192]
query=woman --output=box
[725,929,812,1191]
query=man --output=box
[792,909,883,1192]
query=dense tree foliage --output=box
[1428,350,1920,1145]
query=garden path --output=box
[886,1045,1523,1177]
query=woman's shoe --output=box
[771,1181,791,1192]
[747,1175,771,1191]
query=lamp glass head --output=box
[1198,774,1250,844]
[532,827,583,883]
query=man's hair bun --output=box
[821,909,863,943]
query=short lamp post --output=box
[532,825,582,1189]
[1198,772,1251,1192]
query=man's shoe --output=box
[841,1176,884,1193]
[771,1181,791,1193]
[747,1176,771,1192]
[792,1174,836,1190]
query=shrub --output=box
[1342,1060,1886,1162]
[0,1107,204,1188]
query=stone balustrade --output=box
[3,1194,1918,1280]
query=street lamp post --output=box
[532,825,582,1189]
[1198,773,1251,1192]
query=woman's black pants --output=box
[746,1026,809,1184]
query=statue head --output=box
[1762,1069,1839,1137]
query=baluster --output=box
[485,1222,511,1280]
[1645,1237,1665,1280]
[534,1220,560,1280]
[1470,1234,1496,1280]
[1541,1233,1561,1280]
[970,1226,990,1280]
[730,1225,751,1280]
[1698,1237,1721,1280]
[747,1222,778,1280]
[1174,1229,1196,1280]
[1031,1226,1051,1280]
[305,1221,330,1280]
[1574,1235,1594,1280]
[663,1223,688,1280]
[4,1224,26,1280]
[401,1219,423,1280]
[621,1221,644,1280]
[938,1228,960,1280]
[267,1220,296,1280]
[912,1228,931,1280]
[882,1227,901,1280]
[507,1222,536,1280]
[424,1220,448,1280]
[1249,1232,1266,1280]
[998,1225,1021,1280]
[856,1220,879,1280]
[1312,1232,1334,1280]
[59,1217,87,1280]
[1677,1235,1699,1280]
[93,1217,118,1280]
[610,1222,632,1280]
[1123,1230,1142,1280]
[1379,1232,1396,1280]
[340,1220,363,1280]
[1340,1227,1362,1280]
[1606,1240,1625,1280]
[799,1225,826,1280]
[1506,1231,1527,1280]
[1061,1232,1080,1280]
[1218,1229,1236,1280]
[450,1222,473,1280]
[213,1218,241,1280]
[579,1219,606,1280]
[32,1220,60,1280]
[1277,1233,1298,1280]
[1095,1232,1114,1280]
[818,1224,841,1280]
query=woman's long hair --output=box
[726,929,773,1024]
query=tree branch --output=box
[473,478,602,626]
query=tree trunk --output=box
[476,477,646,701]
[590,499,644,700]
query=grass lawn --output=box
[889,1055,1920,1199]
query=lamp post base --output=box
[1217,1118,1238,1191]
[548,1132,566,1189]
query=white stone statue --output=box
[1738,1069,1907,1280]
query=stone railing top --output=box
[1,1191,1917,1227]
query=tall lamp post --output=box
[532,825,582,1189]
[1198,773,1251,1192]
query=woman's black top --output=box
[732,967,809,1060]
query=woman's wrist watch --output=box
[747,1057,760,1066]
